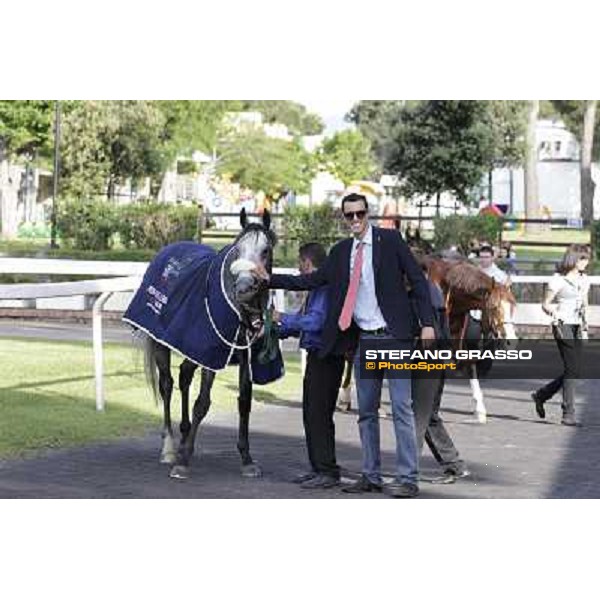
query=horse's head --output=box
[229,208,277,323]
[482,282,517,341]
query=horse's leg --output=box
[170,367,216,480]
[469,363,487,424]
[337,358,353,411]
[155,343,177,464]
[178,359,197,444]
[237,349,262,478]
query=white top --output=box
[350,225,387,330]
[482,263,509,285]
[547,272,590,325]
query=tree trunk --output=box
[0,141,21,239]
[580,100,596,225]
[524,100,540,232]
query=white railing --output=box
[0,259,296,412]
[1,260,599,410]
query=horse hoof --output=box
[160,451,177,465]
[476,411,487,424]
[241,463,263,478]
[169,465,190,480]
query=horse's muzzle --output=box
[234,275,260,302]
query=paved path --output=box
[1,374,598,498]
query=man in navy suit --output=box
[255,193,435,498]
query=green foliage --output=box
[17,221,50,239]
[283,204,342,249]
[317,129,375,185]
[56,199,118,251]
[387,101,496,202]
[0,100,54,159]
[57,198,200,251]
[61,101,111,198]
[346,101,407,170]
[487,101,528,167]
[115,202,199,251]
[592,220,600,258]
[433,214,503,255]
[217,130,316,198]
[240,101,324,135]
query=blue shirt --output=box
[350,225,387,330]
[278,286,328,351]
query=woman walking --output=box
[532,244,590,426]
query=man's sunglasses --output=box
[343,210,367,221]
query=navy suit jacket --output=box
[269,227,434,358]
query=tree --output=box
[317,130,375,185]
[240,101,324,135]
[61,101,111,199]
[216,129,316,200]
[346,101,407,170]
[524,100,540,229]
[581,100,597,223]
[385,101,496,212]
[0,101,54,238]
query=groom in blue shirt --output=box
[272,243,345,489]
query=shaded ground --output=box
[0,375,597,498]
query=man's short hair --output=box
[299,242,327,269]
[341,193,368,213]
[478,244,494,256]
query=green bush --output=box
[592,220,600,259]
[282,203,343,250]
[56,199,200,252]
[433,214,503,254]
[115,202,199,251]
[57,199,117,251]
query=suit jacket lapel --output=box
[341,237,352,289]
[372,226,382,273]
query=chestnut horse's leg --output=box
[154,343,177,464]
[469,363,487,423]
[337,358,353,411]
[170,367,216,480]
[237,349,262,477]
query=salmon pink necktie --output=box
[338,242,364,331]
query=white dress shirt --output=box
[350,225,387,330]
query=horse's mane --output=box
[235,222,277,247]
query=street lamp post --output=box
[50,100,61,249]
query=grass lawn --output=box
[0,338,302,458]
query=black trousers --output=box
[412,372,464,472]
[535,323,582,418]
[303,351,345,478]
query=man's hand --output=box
[420,326,436,347]
[252,263,270,282]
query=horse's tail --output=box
[142,335,160,406]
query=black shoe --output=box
[341,476,383,494]
[561,415,580,427]
[532,392,546,419]
[300,474,340,490]
[291,471,317,484]
[383,481,419,498]
[445,466,471,480]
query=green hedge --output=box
[433,214,503,254]
[56,199,199,251]
[282,203,343,251]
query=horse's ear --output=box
[240,208,248,229]
[262,208,271,231]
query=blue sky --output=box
[295,99,357,135]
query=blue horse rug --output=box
[123,241,284,384]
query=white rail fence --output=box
[1,258,599,411]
